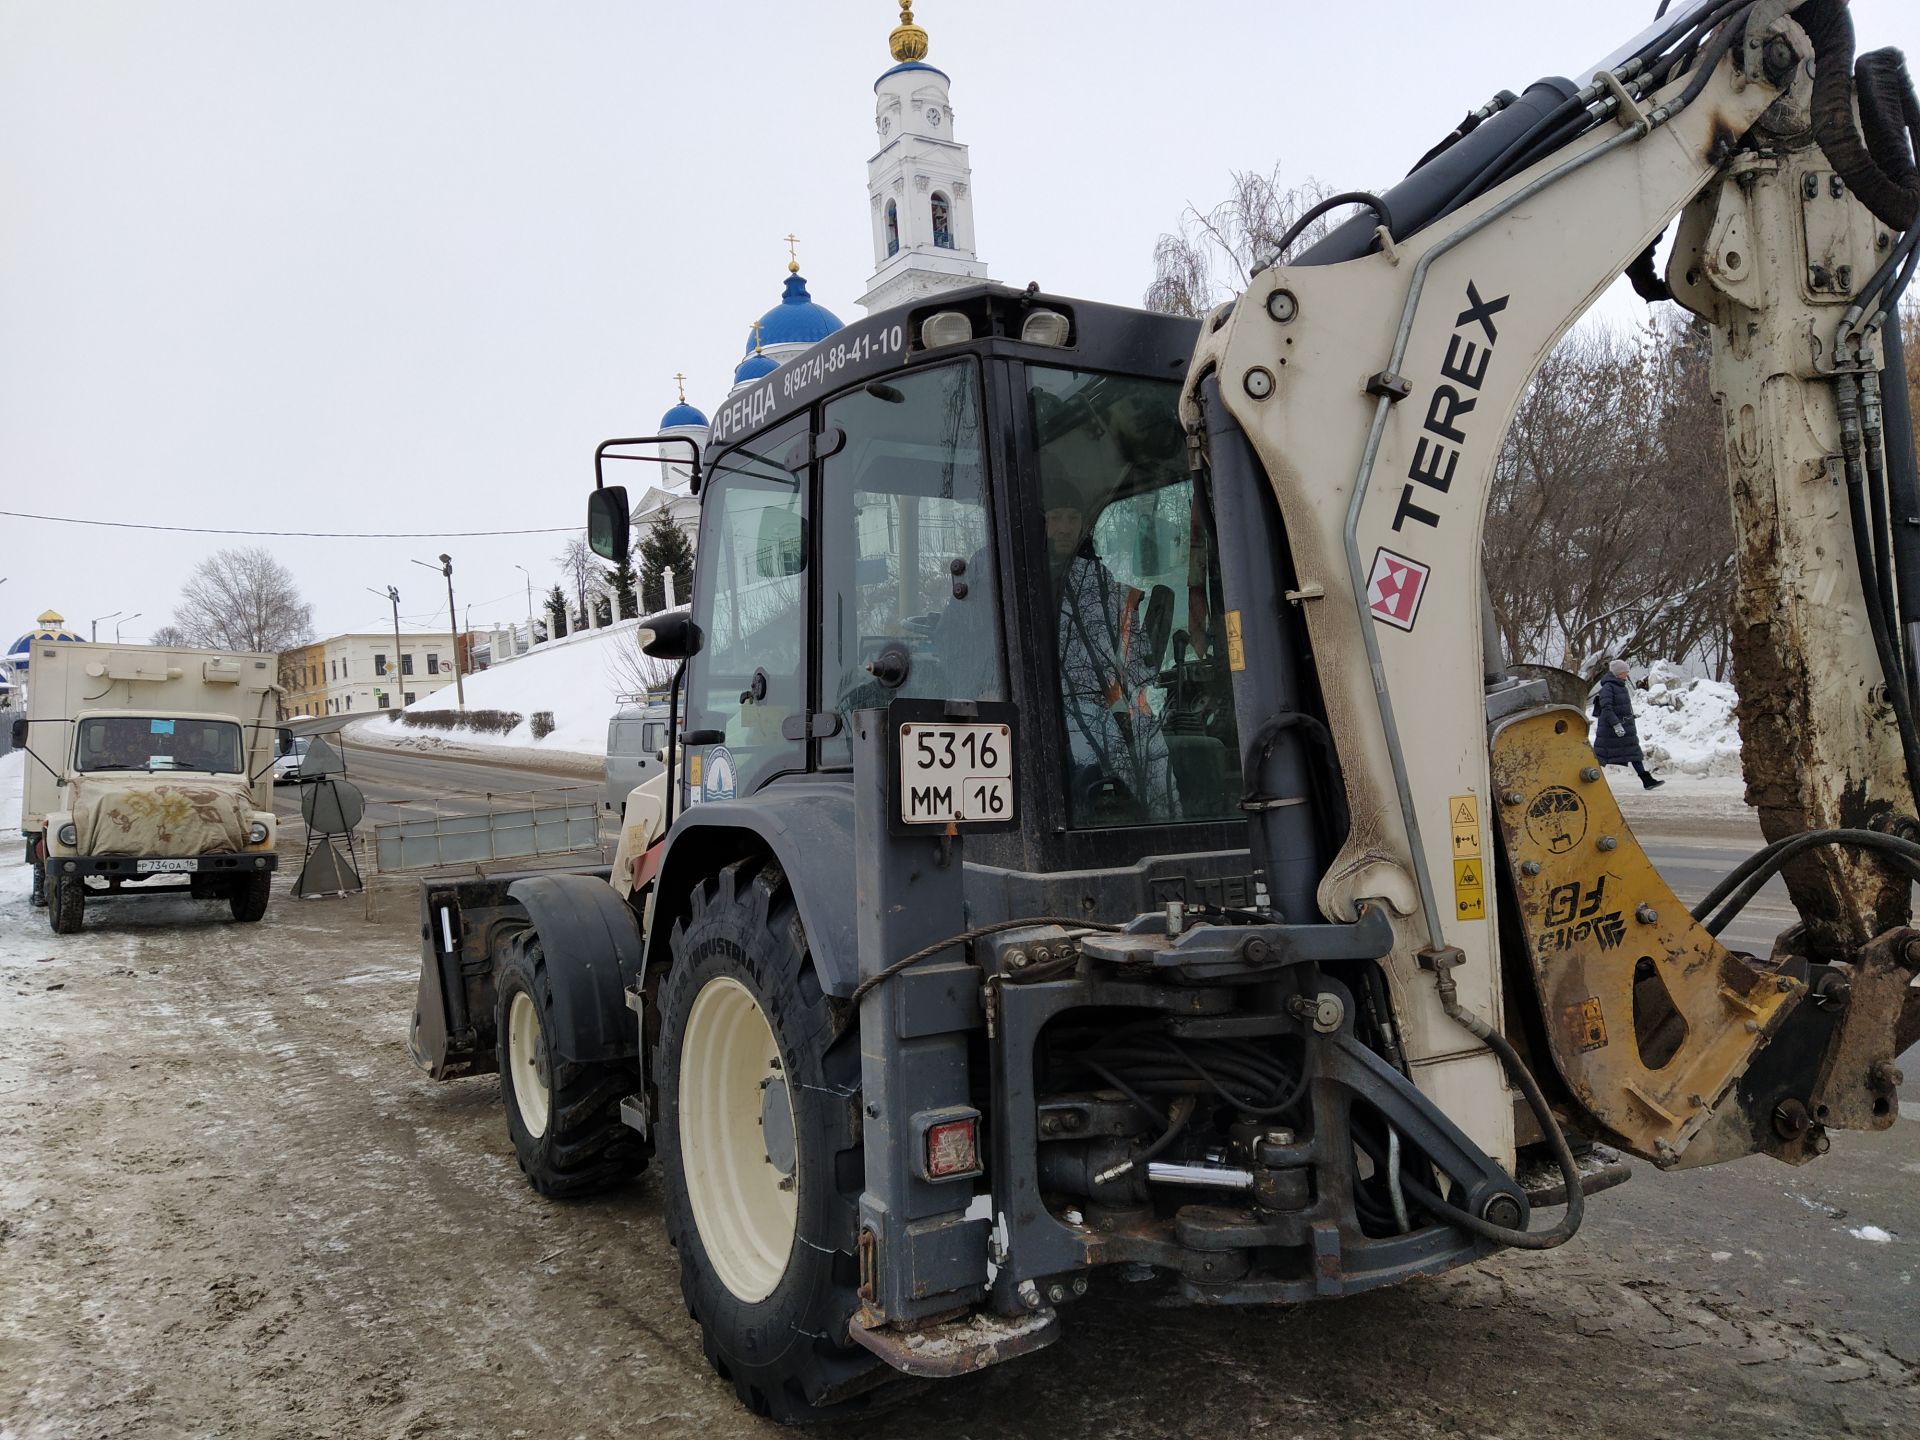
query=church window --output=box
[885,200,899,257]
[931,192,953,249]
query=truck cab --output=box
[666,285,1258,911]
[603,697,670,817]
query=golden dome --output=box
[889,2,928,63]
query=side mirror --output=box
[588,486,630,564]
[639,612,704,661]
[277,726,295,757]
[9,716,25,749]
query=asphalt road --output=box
[6,741,1916,1436]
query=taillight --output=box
[925,1117,979,1180]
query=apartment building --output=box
[279,632,459,718]
[280,640,328,718]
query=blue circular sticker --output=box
[702,744,737,802]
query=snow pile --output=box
[1,749,30,899]
[1633,662,1742,778]
[395,621,647,758]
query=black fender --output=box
[506,873,645,1066]
[644,779,858,999]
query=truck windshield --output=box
[75,717,245,774]
[1028,366,1243,829]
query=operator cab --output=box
[595,285,1253,882]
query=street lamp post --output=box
[412,554,465,710]
[367,586,402,709]
[90,610,122,643]
[115,613,142,643]
[514,564,534,647]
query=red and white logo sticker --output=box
[1367,548,1430,631]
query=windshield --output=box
[76,717,246,774]
[1029,366,1243,829]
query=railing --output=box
[371,785,601,871]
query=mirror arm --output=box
[595,433,706,496]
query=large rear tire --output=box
[658,857,890,1423]
[48,874,84,934]
[229,872,271,923]
[494,921,648,1197]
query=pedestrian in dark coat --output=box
[1593,660,1663,788]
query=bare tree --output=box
[1145,166,1335,316]
[555,534,599,631]
[1484,318,1734,677]
[609,625,678,701]
[1904,304,1919,449]
[170,546,314,654]
[148,624,188,648]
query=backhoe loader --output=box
[413,0,1920,1419]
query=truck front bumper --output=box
[45,852,279,879]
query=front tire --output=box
[48,873,84,934]
[658,857,887,1422]
[229,872,271,922]
[494,922,647,1197]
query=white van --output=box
[605,701,669,816]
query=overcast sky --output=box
[3,1,1915,643]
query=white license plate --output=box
[898,722,1013,825]
[136,858,199,873]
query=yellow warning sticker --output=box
[1224,610,1246,672]
[1452,857,1486,920]
[1449,793,1481,859]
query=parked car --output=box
[604,701,668,816]
[272,734,312,785]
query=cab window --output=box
[683,417,808,800]
[75,716,245,775]
[815,363,999,767]
[1028,366,1242,828]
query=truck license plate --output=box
[136,858,199,873]
[898,723,1013,825]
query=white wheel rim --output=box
[680,975,799,1303]
[507,991,550,1138]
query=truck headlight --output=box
[248,821,271,844]
[57,823,78,847]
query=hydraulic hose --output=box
[1839,393,1920,796]
[1430,961,1585,1250]
[1693,827,1920,934]
[1797,1,1920,230]
[1265,191,1394,268]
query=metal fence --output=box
[371,786,601,871]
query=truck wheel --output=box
[658,857,888,1422]
[48,874,84,934]
[493,922,647,1197]
[229,872,271,923]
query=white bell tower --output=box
[858,4,988,315]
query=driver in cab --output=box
[1043,457,1178,823]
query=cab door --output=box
[681,416,810,804]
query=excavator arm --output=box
[1184,0,1920,1172]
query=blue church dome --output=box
[733,352,780,385]
[659,401,709,430]
[745,272,842,355]
[875,60,950,89]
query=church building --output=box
[636,1,989,503]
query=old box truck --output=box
[11,640,283,933]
